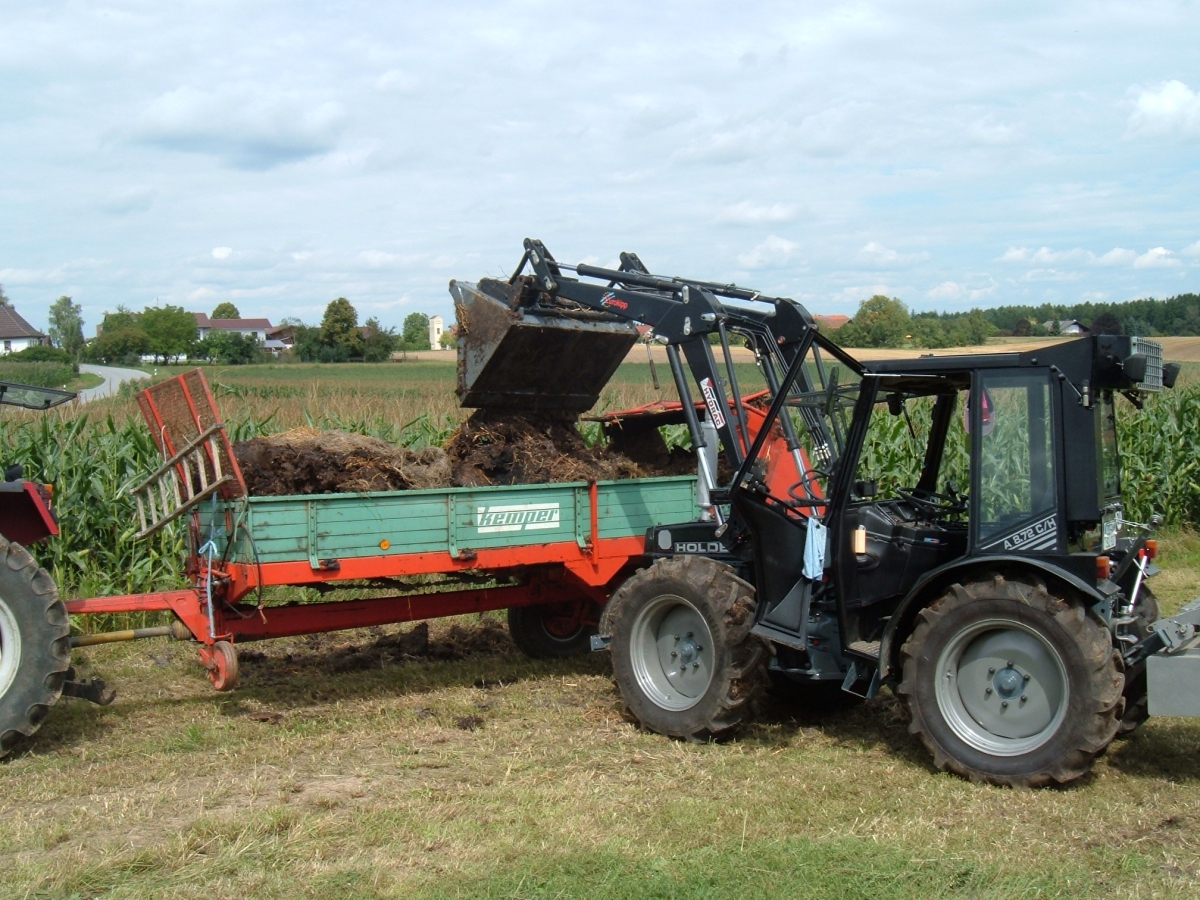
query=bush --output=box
[0,361,75,388]
[11,345,76,369]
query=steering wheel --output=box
[897,483,967,519]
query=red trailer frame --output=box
[62,372,812,692]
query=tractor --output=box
[453,239,1193,787]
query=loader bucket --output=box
[451,278,640,414]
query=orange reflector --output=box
[43,484,53,497]
[1097,556,1112,581]
[1145,540,1158,559]
[379,539,391,551]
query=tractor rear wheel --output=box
[0,536,71,758]
[603,556,768,741]
[507,599,598,659]
[899,574,1122,788]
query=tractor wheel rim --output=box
[629,594,714,712]
[935,617,1069,756]
[0,596,22,700]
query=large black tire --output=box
[507,599,598,659]
[1116,585,1160,737]
[0,536,71,759]
[602,556,768,741]
[898,574,1123,788]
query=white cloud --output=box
[927,277,996,302]
[1134,247,1181,269]
[737,235,798,269]
[359,250,400,267]
[1127,80,1200,137]
[211,247,233,259]
[1097,248,1137,266]
[101,186,156,215]
[928,281,964,300]
[376,69,419,95]
[1182,240,1200,257]
[859,241,929,267]
[716,202,798,226]
[136,85,346,169]
[997,246,1091,264]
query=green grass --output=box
[4,588,1200,898]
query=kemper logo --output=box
[476,502,561,533]
[984,513,1058,552]
[699,377,727,429]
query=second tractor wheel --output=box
[899,575,1123,788]
[507,599,598,659]
[603,556,768,741]
[0,536,71,758]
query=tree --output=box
[1013,317,1033,337]
[320,298,363,357]
[834,295,911,348]
[199,331,260,364]
[85,326,150,364]
[1090,311,1122,335]
[47,296,85,358]
[401,312,431,350]
[0,284,9,305]
[140,305,198,364]
[211,302,241,319]
[362,317,399,362]
[288,323,323,361]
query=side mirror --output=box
[1163,362,1180,389]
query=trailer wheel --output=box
[508,599,597,659]
[199,641,239,692]
[899,575,1122,788]
[603,557,768,741]
[1116,586,1159,737]
[0,536,71,759]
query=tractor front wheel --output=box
[899,574,1122,788]
[603,556,768,741]
[0,536,71,758]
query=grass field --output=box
[3,353,1200,898]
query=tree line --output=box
[828,292,1200,349]
[22,294,443,366]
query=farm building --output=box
[1043,319,1090,335]
[0,303,48,354]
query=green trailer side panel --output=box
[208,476,697,566]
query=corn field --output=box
[0,365,1196,604]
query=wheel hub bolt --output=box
[985,687,993,694]
[1023,673,1030,681]
[988,667,996,674]
[1020,695,1028,702]
[671,651,678,658]
[693,662,700,670]
[1001,700,1009,709]
[1007,660,1014,668]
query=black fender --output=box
[877,555,1107,680]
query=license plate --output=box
[1101,514,1120,552]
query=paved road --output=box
[78,364,151,402]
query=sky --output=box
[1,1,1198,336]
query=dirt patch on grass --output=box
[238,618,516,679]
[234,428,453,495]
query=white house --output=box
[0,304,48,355]
[193,313,275,341]
[429,315,444,348]
[1041,319,1089,335]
